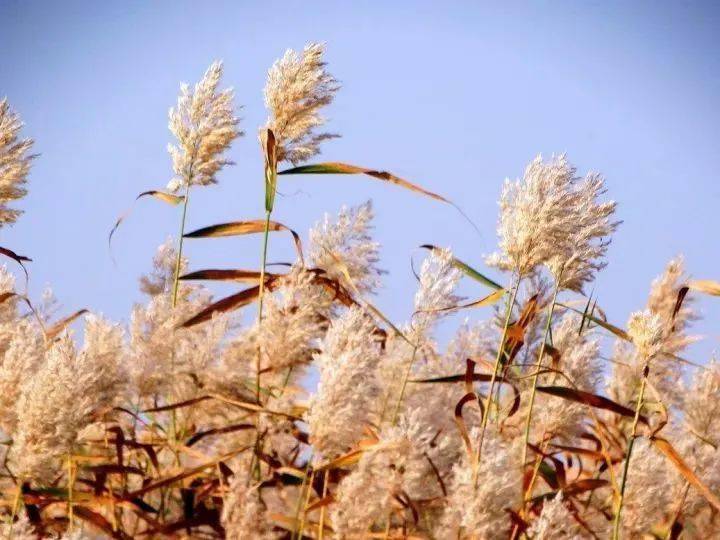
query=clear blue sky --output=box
[2,1,719,360]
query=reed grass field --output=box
[1,40,720,540]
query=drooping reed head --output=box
[0,98,35,227]
[167,61,242,192]
[263,42,340,165]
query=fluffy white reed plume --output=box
[675,361,720,523]
[401,322,496,475]
[437,426,522,539]
[264,42,339,165]
[166,61,242,192]
[129,240,227,399]
[684,360,720,443]
[412,247,462,340]
[253,267,330,377]
[618,438,678,536]
[221,475,280,539]
[0,267,43,432]
[13,316,125,481]
[331,412,448,536]
[0,98,35,227]
[545,172,618,292]
[527,493,590,539]
[0,319,44,433]
[309,200,383,295]
[307,306,383,461]
[0,510,36,540]
[610,257,696,407]
[526,313,601,443]
[646,256,698,357]
[487,155,618,289]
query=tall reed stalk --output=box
[519,270,562,505]
[474,276,519,484]
[171,183,191,308]
[612,365,650,540]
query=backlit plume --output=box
[167,61,242,192]
[487,154,618,291]
[0,98,35,227]
[264,42,340,164]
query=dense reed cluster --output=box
[1,43,719,540]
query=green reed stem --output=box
[612,365,649,540]
[474,275,519,486]
[171,182,191,309]
[520,279,560,505]
[391,343,419,425]
[256,209,272,402]
[7,480,23,540]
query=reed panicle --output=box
[1,45,719,540]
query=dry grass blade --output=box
[454,392,484,458]
[414,288,505,315]
[688,279,720,296]
[558,302,630,341]
[74,505,128,539]
[412,369,521,417]
[184,219,304,263]
[536,385,647,422]
[504,294,539,364]
[185,423,255,447]
[316,448,367,471]
[45,309,89,342]
[179,279,277,328]
[124,447,249,499]
[108,190,185,249]
[651,437,720,512]
[143,395,215,413]
[279,162,450,203]
[0,246,31,282]
[179,268,279,283]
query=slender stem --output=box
[256,210,272,402]
[318,471,329,540]
[391,343,419,425]
[171,182,191,308]
[169,183,190,457]
[474,276,520,485]
[298,469,316,540]
[67,453,74,530]
[520,280,560,506]
[7,481,23,540]
[612,366,649,540]
[249,211,272,486]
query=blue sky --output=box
[1,1,719,361]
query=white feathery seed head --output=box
[308,306,383,461]
[626,309,664,361]
[528,493,590,539]
[167,61,242,191]
[13,316,125,481]
[487,155,618,290]
[646,255,698,357]
[264,42,339,165]
[309,200,383,295]
[412,247,462,339]
[0,98,35,227]
[437,427,522,539]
